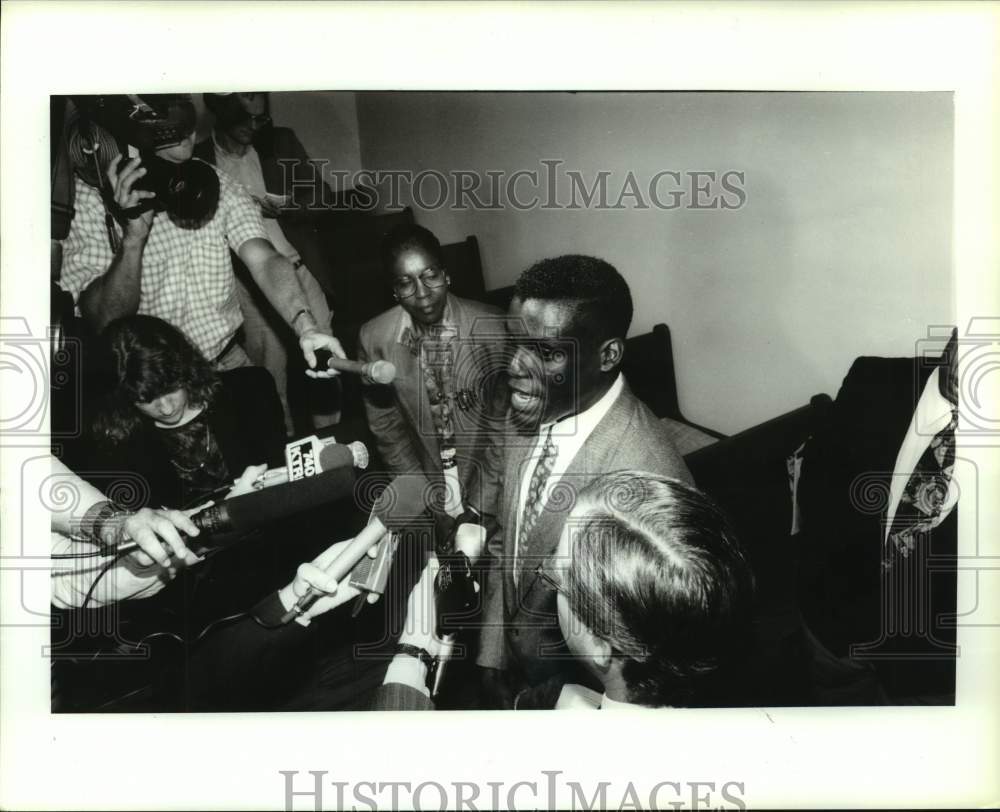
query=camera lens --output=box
[121,155,219,228]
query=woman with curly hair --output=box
[91,314,286,509]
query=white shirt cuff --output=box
[383,654,430,697]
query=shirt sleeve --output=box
[50,534,173,609]
[59,180,119,304]
[216,167,268,253]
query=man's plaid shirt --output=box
[60,163,267,360]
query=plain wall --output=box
[355,92,953,434]
[268,91,363,190]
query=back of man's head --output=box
[565,471,754,707]
[514,255,633,344]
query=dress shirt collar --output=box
[883,366,959,542]
[913,368,956,437]
[543,372,624,440]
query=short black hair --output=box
[514,255,633,343]
[380,223,445,275]
[564,471,755,707]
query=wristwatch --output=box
[79,499,130,549]
[395,642,439,693]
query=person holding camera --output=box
[58,94,345,378]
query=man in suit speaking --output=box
[476,254,693,709]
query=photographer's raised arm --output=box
[236,237,346,375]
[77,158,155,331]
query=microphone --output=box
[312,348,396,385]
[431,523,487,696]
[281,474,433,624]
[113,465,358,556]
[252,437,369,489]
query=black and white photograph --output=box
[2,2,998,810]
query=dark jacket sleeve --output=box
[796,356,925,655]
[185,591,312,710]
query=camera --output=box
[68,94,219,228]
[119,153,219,229]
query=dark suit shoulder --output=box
[840,355,926,399]
[830,355,928,445]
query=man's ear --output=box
[598,338,625,373]
[585,632,615,673]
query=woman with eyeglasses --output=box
[357,224,509,523]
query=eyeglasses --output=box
[535,560,566,594]
[247,113,272,128]
[393,267,448,299]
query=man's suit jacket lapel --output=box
[508,386,635,614]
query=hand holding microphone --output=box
[104,506,202,569]
[280,473,432,624]
[278,538,381,625]
[300,332,347,380]
[112,463,360,558]
[309,348,397,385]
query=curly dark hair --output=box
[563,471,755,707]
[514,254,633,343]
[92,315,221,447]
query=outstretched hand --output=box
[300,331,346,380]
